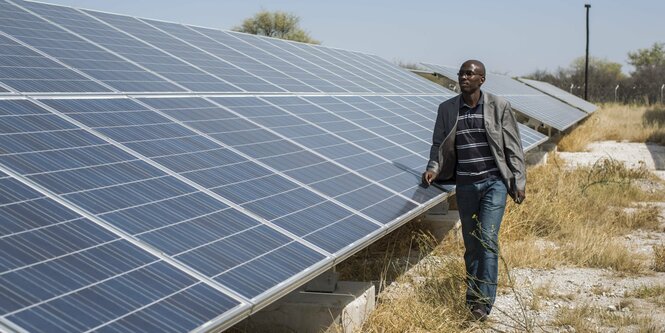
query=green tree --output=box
[627,42,665,104]
[232,10,320,44]
[569,56,626,102]
[526,57,626,103]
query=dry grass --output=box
[349,154,664,332]
[359,237,473,333]
[626,284,665,299]
[530,282,576,311]
[653,244,665,272]
[501,154,664,272]
[558,104,665,151]
[337,222,437,284]
[553,304,648,332]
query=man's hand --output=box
[514,190,526,204]
[421,170,436,187]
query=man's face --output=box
[457,63,485,94]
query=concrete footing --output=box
[419,201,460,241]
[240,281,375,333]
[526,149,548,165]
[526,142,558,166]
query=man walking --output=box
[422,60,526,321]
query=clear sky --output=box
[31,0,665,76]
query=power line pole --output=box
[584,4,591,101]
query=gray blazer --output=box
[426,91,527,196]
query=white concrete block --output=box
[420,208,460,241]
[241,282,375,333]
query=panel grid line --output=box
[131,96,389,228]
[249,35,370,93]
[8,0,192,93]
[185,26,322,93]
[208,96,427,202]
[220,32,351,93]
[26,96,334,258]
[137,18,286,93]
[0,160,251,307]
[0,30,117,93]
[76,8,246,93]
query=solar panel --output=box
[40,97,385,254]
[0,98,341,327]
[19,1,240,93]
[421,63,588,131]
[0,169,246,333]
[370,94,546,153]
[518,78,598,113]
[0,34,110,93]
[518,123,548,151]
[0,1,494,331]
[0,0,184,93]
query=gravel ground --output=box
[487,141,665,332]
[558,141,665,180]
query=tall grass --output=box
[558,104,665,151]
[501,154,663,272]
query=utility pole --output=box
[584,4,591,101]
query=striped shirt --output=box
[455,94,501,185]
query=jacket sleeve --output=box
[427,104,445,174]
[501,101,527,192]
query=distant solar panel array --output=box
[421,63,592,131]
[0,1,557,332]
[518,78,598,114]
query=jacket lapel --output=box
[483,92,493,125]
[483,92,499,145]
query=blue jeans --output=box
[456,177,507,313]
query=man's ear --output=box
[480,76,486,84]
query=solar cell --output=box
[284,95,447,197]
[39,97,377,256]
[137,96,427,227]
[290,43,392,93]
[519,77,598,113]
[261,37,376,93]
[0,170,245,333]
[81,13,276,94]
[518,123,548,151]
[0,34,110,93]
[19,1,239,93]
[421,63,588,131]
[188,26,323,93]
[353,53,445,94]
[216,31,348,92]
[391,95,547,153]
[244,34,371,93]
[0,0,183,92]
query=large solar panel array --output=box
[518,78,598,114]
[0,0,549,332]
[421,63,589,131]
